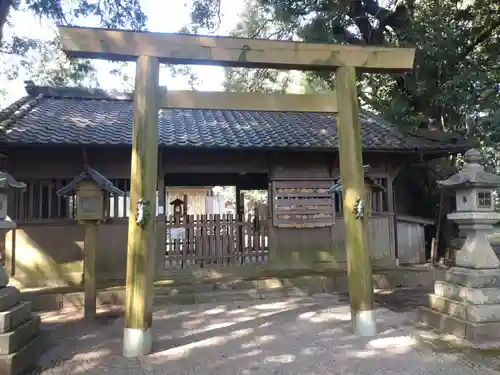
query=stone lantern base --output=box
[0,283,46,375]
[418,267,500,346]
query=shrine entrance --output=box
[57,25,415,356]
[163,172,269,268]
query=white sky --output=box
[1,0,247,105]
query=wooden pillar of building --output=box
[123,55,160,357]
[335,66,376,337]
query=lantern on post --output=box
[169,198,184,224]
[57,166,124,320]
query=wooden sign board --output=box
[272,180,335,228]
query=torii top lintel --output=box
[58,26,415,73]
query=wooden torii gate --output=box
[58,26,415,357]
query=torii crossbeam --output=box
[58,25,415,357]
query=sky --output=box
[0,0,248,106]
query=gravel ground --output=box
[30,294,494,375]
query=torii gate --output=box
[58,26,415,357]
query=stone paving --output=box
[30,293,495,375]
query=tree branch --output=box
[460,18,500,59]
[249,19,274,38]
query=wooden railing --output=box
[165,213,269,269]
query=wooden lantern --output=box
[57,166,124,320]
[57,166,124,223]
[75,180,105,222]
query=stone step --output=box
[434,280,500,305]
[446,267,500,288]
[417,306,500,343]
[24,279,339,311]
[0,316,41,355]
[428,294,468,321]
[0,331,47,375]
[0,302,32,334]
[428,293,500,323]
[154,287,335,305]
[0,288,20,312]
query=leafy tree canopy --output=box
[0,0,147,103]
[190,0,500,144]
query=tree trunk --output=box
[0,0,12,45]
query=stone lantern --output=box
[437,148,500,269]
[0,172,45,375]
[0,172,26,286]
[418,149,500,346]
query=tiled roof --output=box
[0,84,469,153]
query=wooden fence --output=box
[165,213,269,269]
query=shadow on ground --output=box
[373,288,429,312]
[30,292,490,375]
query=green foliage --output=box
[18,38,98,87]
[1,0,147,55]
[0,0,148,101]
[190,0,500,141]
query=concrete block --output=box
[321,277,336,293]
[0,317,40,355]
[446,267,500,288]
[434,280,500,304]
[467,320,500,343]
[428,293,500,323]
[417,306,500,343]
[0,288,20,312]
[417,306,467,338]
[307,277,329,295]
[22,293,62,312]
[0,302,32,334]
[333,275,349,293]
[427,294,468,321]
[0,332,46,375]
[467,304,500,323]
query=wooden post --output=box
[123,55,160,358]
[335,66,376,337]
[434,189,444,265]
[430,238,437,266]
[83,220,98,320]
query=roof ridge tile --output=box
[0,94,43,131]
[24,80,134,101]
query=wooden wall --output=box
[268,152,398,266]
[0,146,412,288]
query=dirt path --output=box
[30,294,494,375]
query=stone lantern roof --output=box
[437,149,500,190]
[0,171,26,191]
